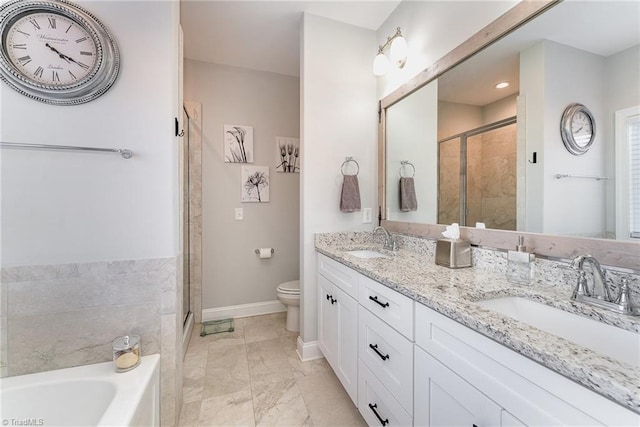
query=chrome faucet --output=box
[571,255,611,301]
[373,226,398,251]
[570,255,638,316]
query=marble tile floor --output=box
[179,312,366,427]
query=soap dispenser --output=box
[507,236,535,284]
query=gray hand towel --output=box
[400,177,418,212]
[340,175,361,212]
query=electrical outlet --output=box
[235,208,243,220]
[363,208,372,224]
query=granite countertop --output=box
[314,232,640,414]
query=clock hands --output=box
[45,42,86,68]
[45,42,67,60]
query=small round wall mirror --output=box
[560,103,596,155]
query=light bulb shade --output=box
[390,36,408,67]
[373,52,389,76]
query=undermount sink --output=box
[345,250,388,259]
[476,296,640,368]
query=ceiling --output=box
[180,0,401,77]
[439,0,640,107]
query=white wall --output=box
[376,0,518,98]
[521,40,607,237]
[604,45,640,235]
[183,60,300,310]
[386,81,438,223]
[1,1,179,266]
[301,14,377,346]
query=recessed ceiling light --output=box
[495,81,509,89]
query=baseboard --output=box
[202,300,286,322]
[296,336,324,362]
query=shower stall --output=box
[438,117,517,230]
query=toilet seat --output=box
[277,280,299,295]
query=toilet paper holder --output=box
[255,248,275,255]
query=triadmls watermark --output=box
[2,419,44,426]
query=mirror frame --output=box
[378,0,640,270]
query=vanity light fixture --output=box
[373,27,408,77]
[495,81,510,89]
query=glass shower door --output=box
[438,119,517,230]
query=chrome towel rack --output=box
[555,173,608,181]
[400,160,416,178]
[341,156,360,176]
[0,141,133,159]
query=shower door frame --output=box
[438,115,517,226]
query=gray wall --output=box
[184,60,300,310]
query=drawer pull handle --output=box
[326,294,336,304]
[369,343,390,360]
[368,403,389,426]
[369,295,390,308]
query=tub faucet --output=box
[570,255,638,316]
[373,226,398,251]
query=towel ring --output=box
[341,157,360,176]
[400,160,415,178]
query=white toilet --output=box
[277,280,300,332]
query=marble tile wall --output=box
[1,256,184,426]
[1,258,176,376]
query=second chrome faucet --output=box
[571,254,638,316]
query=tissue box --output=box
[435,239,471,268]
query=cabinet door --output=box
[334,285,359,405]
[318,274,336,365]
[414,346,502,427]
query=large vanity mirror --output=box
[380,0,640,242]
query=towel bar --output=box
[0,141,133,159]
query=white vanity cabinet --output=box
[414,303,639,427]
[317,254,359,404]
[316,251,639,427]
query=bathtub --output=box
[0,354,160,426]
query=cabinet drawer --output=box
[318,253,358,299]
[359,275,413,339]
[359,306,413,414]
[358,360,412,427]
